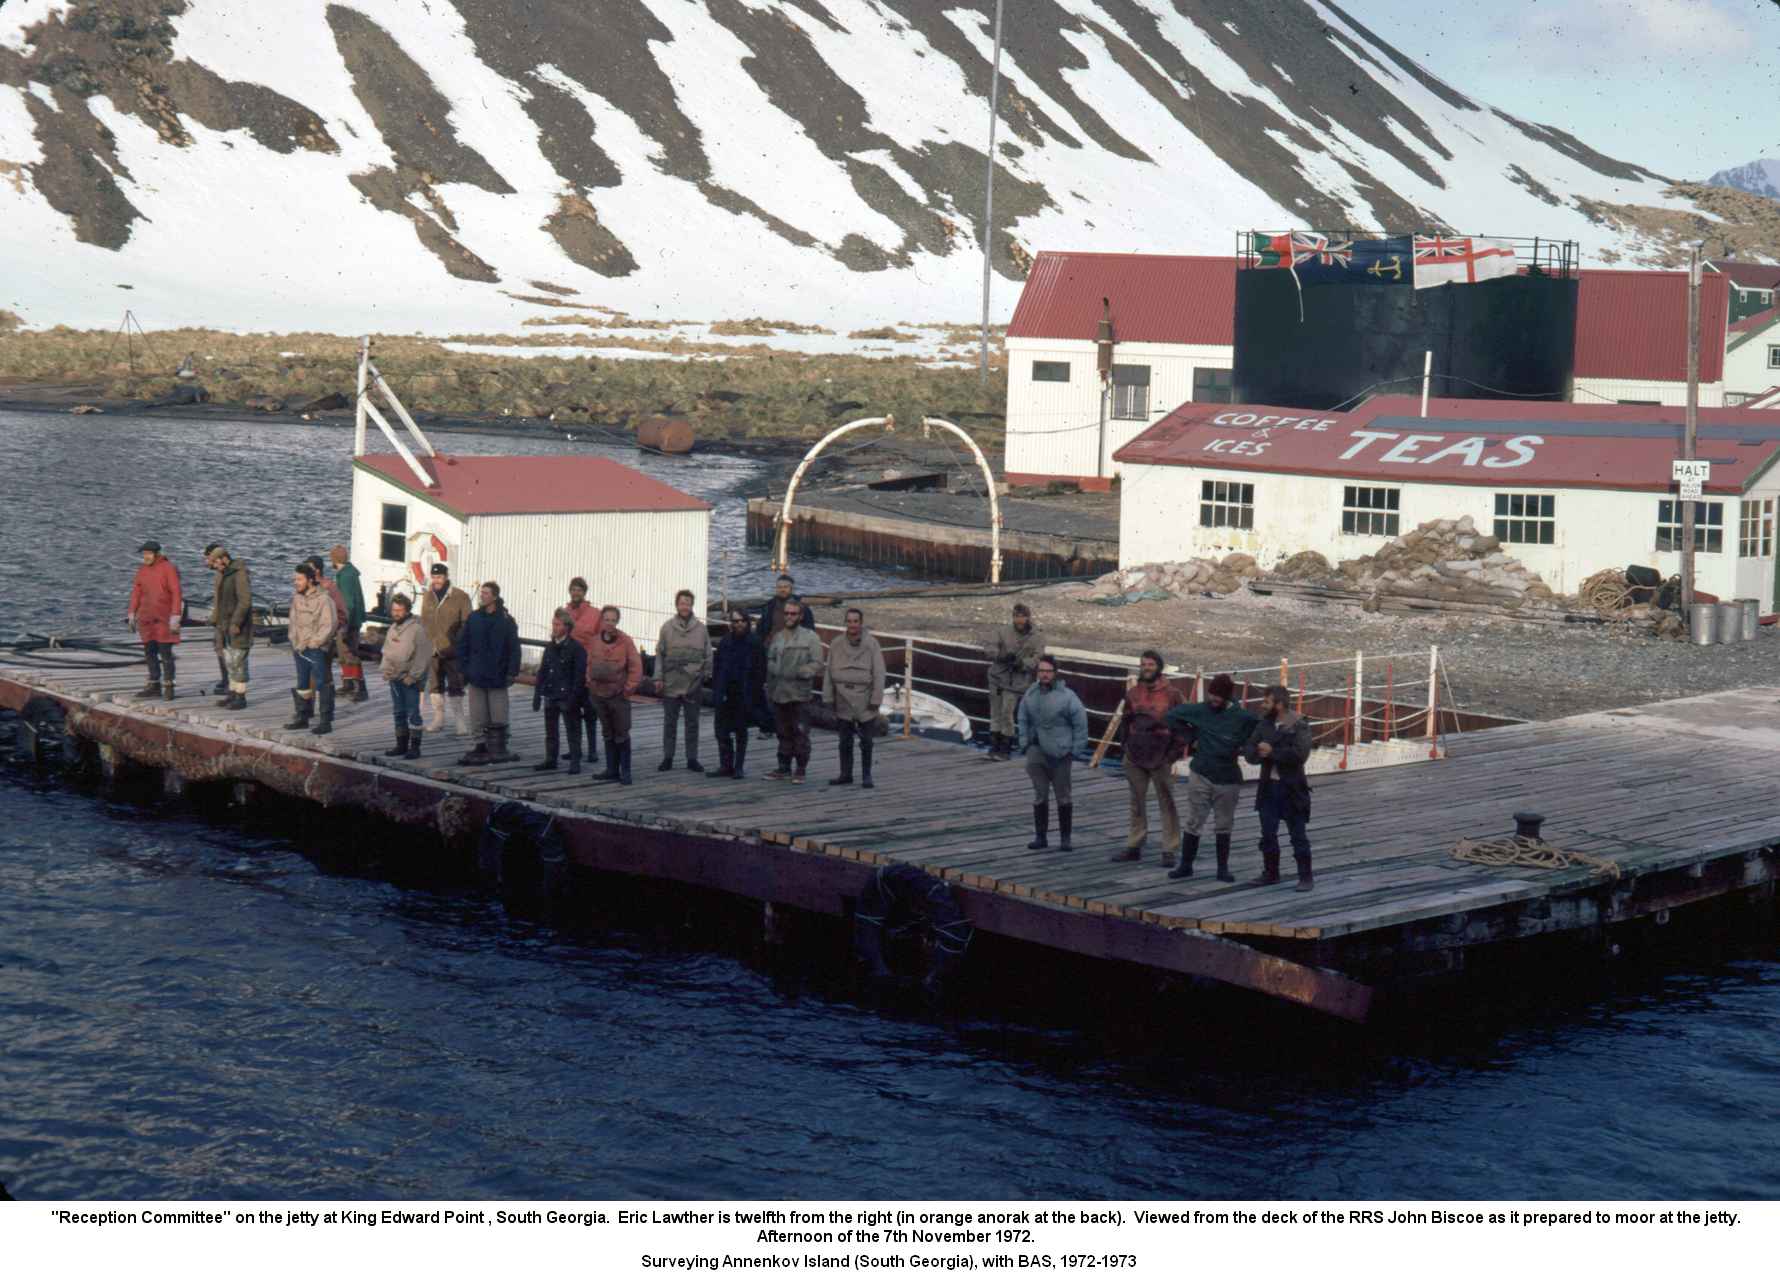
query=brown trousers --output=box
[773,700,811,770]
[1124,761,1179,851]
[591,694,632,747]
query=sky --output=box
[1346,0,1779,178]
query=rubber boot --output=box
[135,681,162,699]
[1295,854,1315,892]
[598,740,620,782]
[731,734,748,780]
[310,682,335,736]
[829,735,854,786]
[860,740,874,790]
[767,755,791,781]
[450,696,470,738]
[711,736,735,778]
[1168,833,1199,879]
[351,677,369,704]
[1057,804,1074,852]
[1252,850,1281,886]
[986,731,1003,761]
[223,688,247,711]
[490,725,516,762]
[1215,833,1235,882]
[425,692,447,734]
[283,689,313,730]
[459,727,491,766]
[161,682,176,702]
[618,740,633,786]
[583,713,599,766]
[1027,802,1049,851]
[386,728,410,757]
[406,730,421,760]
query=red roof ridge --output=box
[355,452,711,517]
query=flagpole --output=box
[978,0,1005,388]
[1682,240,1701,610]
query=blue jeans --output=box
[388,681,422,731]
[293,648,332,693]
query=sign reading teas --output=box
[1203,412,1543,469]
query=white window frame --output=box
[1739,498,1774,559]
[1111,364,1150,420]
[1199,479,1254,530]
[1492,492,1555,546]
[1341,484,1401,537]
[380,502,408,563]
[1767,344,1780,371]
[1656,499,1723,554]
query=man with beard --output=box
[204,542,253,709]
[823,607,885,789]
[1243,685,1316,891]
[984,602,1043,760]
[562,576,602,766]
[126,539,182,702]
[709,608,764,779]
[656,588,712,772]
[421,563,472,737]
[1164,673,1259,882]
[1016,654,1088,852]
[586,604,642,785]
[1110,650,1185,865]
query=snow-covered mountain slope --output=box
[0,0,1730,336]
[1708,158,1780,202]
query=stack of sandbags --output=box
[1328,516,1557,610]
[1084,553,1263,605]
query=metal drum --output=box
[1718,601,1747,643]
[1689,602,1719,645]
[1740,598,1761,641]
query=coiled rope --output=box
[1452,835,1621,880]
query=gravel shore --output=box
[817,579,1777,722]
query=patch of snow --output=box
[442,342,730,362]
[0,1,71,53]
[1271,63,1294,86]
[26,83,57,113]
[1223,21,1240,35]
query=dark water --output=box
[3,411,1780,1201]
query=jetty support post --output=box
[1426,645,1441,758]
[902,639,914,740]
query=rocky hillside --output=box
[1,0,1772,336]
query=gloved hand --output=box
[126,614,138,632]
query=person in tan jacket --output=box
[285,562,339,736]
[420,562,473,737]
[656,588,712,772]
[378,593,431,759]
[585,605,642,785]
[823,607,885,789]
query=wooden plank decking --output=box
[5,651,1778,1020]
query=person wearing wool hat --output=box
[1163,672,1260,882]
[127,539,182,701]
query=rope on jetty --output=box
[1451,835,1622,880]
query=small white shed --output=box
[350,452,711,652]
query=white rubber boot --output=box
[425,692,447,734]
[450,695,470,737]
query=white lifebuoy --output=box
[408,531,453,586]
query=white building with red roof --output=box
[350,452,712,649]
[1724,307,1780,404]
[1001,253,1733,486]
[1114,395,1780,605]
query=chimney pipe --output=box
[1096,297,1114,382]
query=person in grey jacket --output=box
[1016,654,1089,851]
[823,607,885,789]
[1243,684,1316,891]
[378,592,432,759]
[764,599,824,783]
[656,588,712,772]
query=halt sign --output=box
[1673,459,1711,501]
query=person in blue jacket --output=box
[710,607,765,779]
[456,581,522,766]
[1016,654,1089,852]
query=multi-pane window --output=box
[1199,479,1254,530]
[1111,364,1150,419]
[1656,500,1723,553]
[1741,499,1775,558]
[1342,485,1400,536]
[1492,492,1555,545]
[380,503,407,562]
[1768,345,1780,370]
[1032,360,1070,382]
[1192,367,1234,403]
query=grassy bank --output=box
[0,326,1009,446]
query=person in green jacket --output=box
[1163,673,1259,882]
[329,544,369,702]
[764,599,824,783]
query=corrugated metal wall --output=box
[349,468,467,609]
[1005,337,1233,479]
[466,508,710,651]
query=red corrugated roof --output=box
[1729,306,1778,336]
[1371,394,1780,427]
[1711,260,1780,291]
[1112,395,1780,493]
[1574,269,1727,382]
[1006,251,1236,345]
[356,454,711,517]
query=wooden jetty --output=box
[4,653,1777,1025]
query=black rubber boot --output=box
[860,740,874,790]
[385,728,409,757]
[135,682,162,699]
[1215,833,1235,882]
[310,682,335,736]
[406,731,421,760]
[1295,853,1315,892]
[830,735,854,786]
[161,682,176,702]
[1168,833,1199,879]
[1057,804,1074,852]
[212,677,229,694]
[598,741,620,781]
[618,740,633,786]
[460,728,492,766]
[731,734,748,780]
[1253,850,1281,885]
[533,755,558,772]
[283,689,312,730]
[986,732,1003,760]
[583,714,599,765]
[488,725,516,763]
[352,679,370,704]
[1027,802,1049,851]
[223,692,247,711]
[712,737,734,777]
[658,754,674,772]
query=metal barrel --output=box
[1689,602,1720,645]
[1740,598,1761,641]
[1717,601,1747,643]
